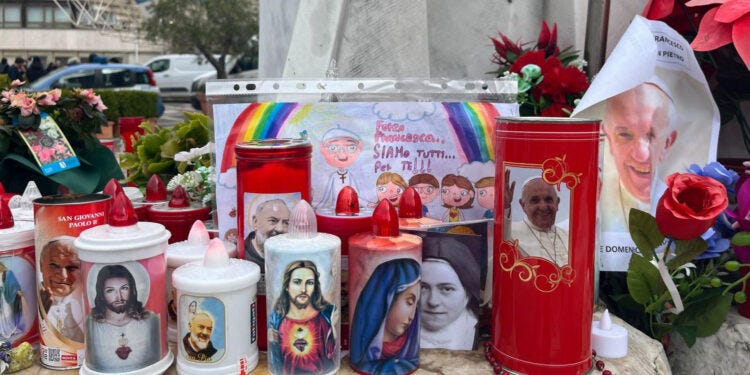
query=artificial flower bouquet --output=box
[490,21,589,116]
[0,80,122,194]
[626,163,750,347]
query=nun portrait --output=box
[419,236,481,350]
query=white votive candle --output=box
[173,238,260,375]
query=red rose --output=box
[655,173,729,240]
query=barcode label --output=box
[43,347,61,363]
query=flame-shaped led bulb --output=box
[398,187,423,219]
[103,178,124,198]
[0,198,14,229]
[187,220,210,246]
[372,199,399,237]
[599,309,612,331]
[204,238,230,268]
[289,200,317,239]
[110,191,138,227]
[168,186,190,208]
[335,186,360,216]
[22,181,40,201]
[145,174,167,201]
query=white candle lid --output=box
[172,239,260,293]
[75,221,171,263]
[166,221,237,267]
[8,181,41,222]
[0,220,34,249]
[591,309,628,358]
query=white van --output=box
[145,54,217,96]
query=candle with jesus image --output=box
[264,199,341,375]
[75,192,173,375]
[348,199,422,375]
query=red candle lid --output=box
[168,186,191,208]
[398,187,423,219]
[110,191,138,227]
[335,186,360,216]
[0,197,14,229]
[103,178,124,198]
[146,174,167,202]
[372,199,399,237]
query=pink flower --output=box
[10,80,24,87]
[38,147,55,163]
[37,89,62,106]
[79,89,104,107]
[10,92,39,117]
[95,101,108,111]
[1,90,13,103]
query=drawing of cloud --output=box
[457,161,496,183]
[217,168,237,189]
[372,102,436,122]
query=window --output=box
[26,4,70,29]
[147,59,169,73]
[55,69,96,89]
[0,5,22,28]
[101,68,133,88]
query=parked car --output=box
[29,63,165,117]
[145,54,217,97]
[189,54,258,112]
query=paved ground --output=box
[158,98,199,128]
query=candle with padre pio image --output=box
[75,192,173,375]
[33,193,111,370]
[348,200,422,375]
[315,186,372,351]
[172,238,261,375]
[166,220,237,343]
[264,200,341,375]
[0,199,37,348]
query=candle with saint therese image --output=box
[348,200,422,375]
[166,220,237,343]
[33,193,111,370]
[148,185,211,244]
[0,198,37,348]
[264,199,341,375]
[75,192,173,375]
[315,186,372,351]
[235,138,312,351]
[172,238,260,374]
[492,117,600,375]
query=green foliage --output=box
[119,112,211,188]
[97,90,121,122]
[116,91,159,118]
[141,0,259,79]
[626,208,737,347]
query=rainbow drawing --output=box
[221,101,500,172]
[220,102,303,172]
[441,102,499,163]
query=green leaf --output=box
[732,231,750,246]
[627,254,664,305]
[629,209,664,261]
[674,325,697,348]
[667,238,708,271]
[676,292,733,338]
[160,139,181,159]
[147,159,175,174]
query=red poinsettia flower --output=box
[509,50,546,74]
[536,20,560,58]
[643,0,714,35]
[540,102,574,117]
[688,0,750,68]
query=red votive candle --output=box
[348,200,422,375]
[147,186,211,244]
[492,117,600,374]
[315,186,372,351]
